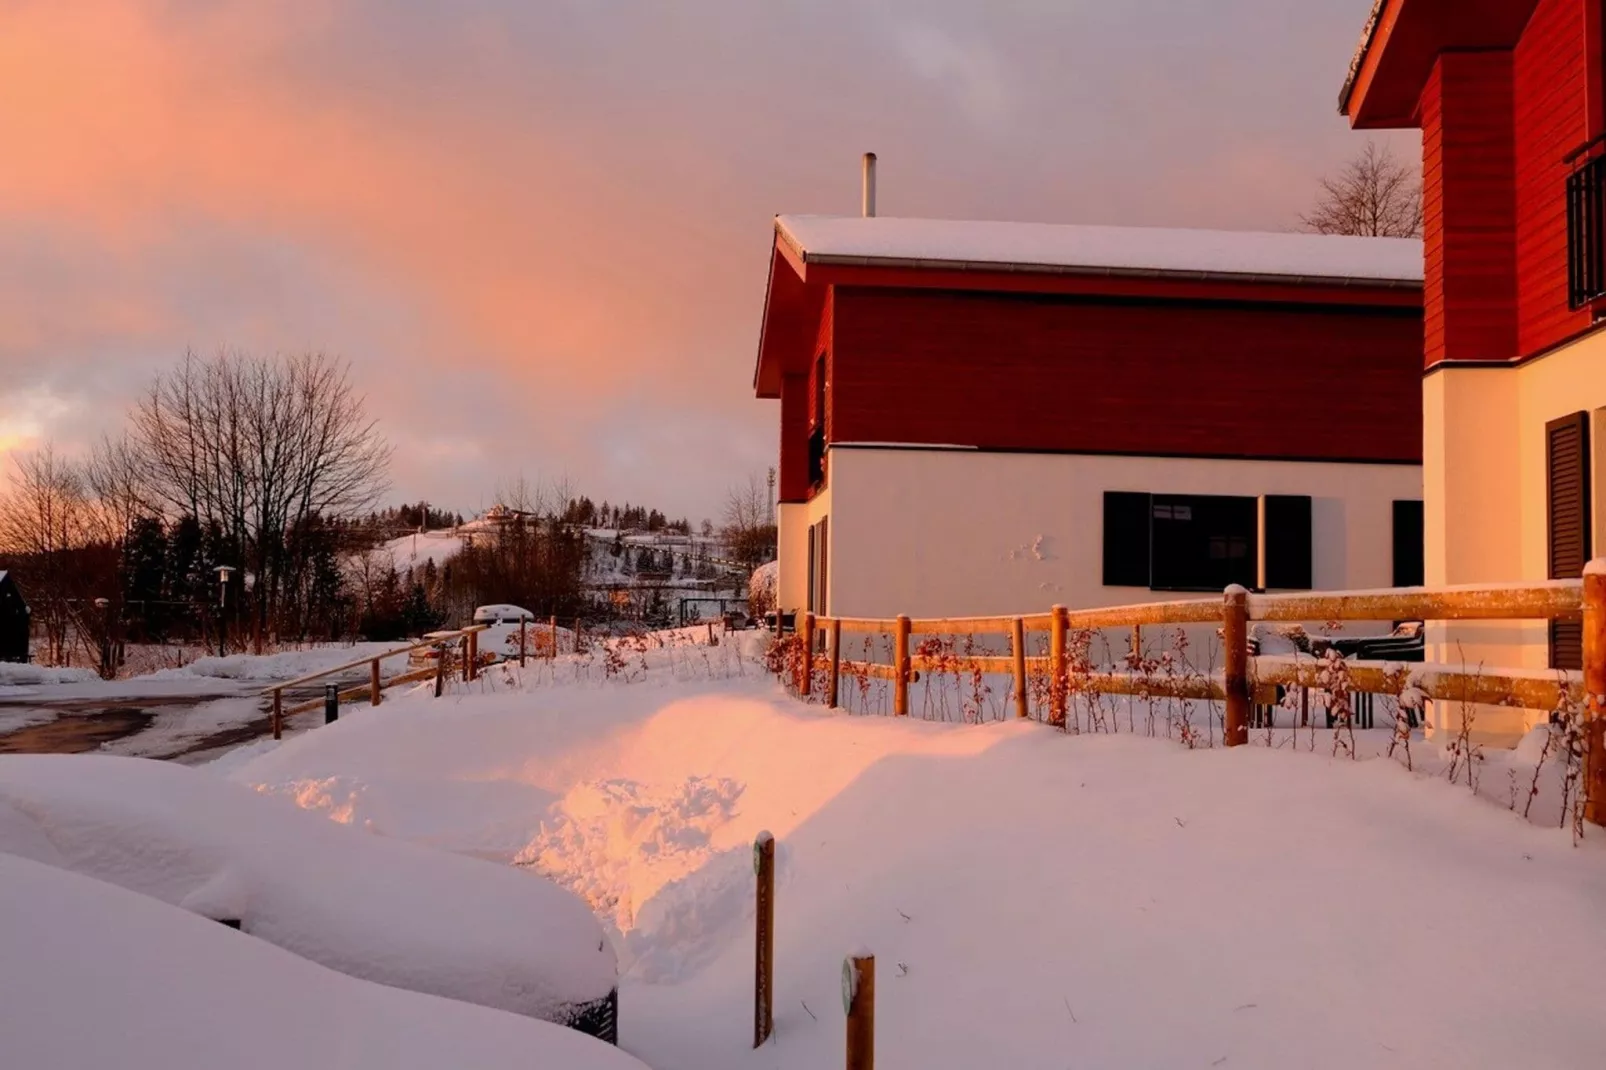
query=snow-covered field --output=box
[221,666,1606,1069]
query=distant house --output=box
[0,572,28,663]
[752,200,1427,621]
[1340,0,1606,738]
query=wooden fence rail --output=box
[261,624,491,740]
[789,574,1605,823]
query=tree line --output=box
[0,349,779,670]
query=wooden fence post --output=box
[1012,617,1028,719]
[370,658,382,707]
[828,618,842,709]
[460,635,471,682]
[271,688,283,741]
[468,630,479,681]
[800,613,817,698]
[550,614,559,659]
[844,952,875,1070]
[753,831,775,1048]
[1223,585,1250,747]
[893,616,911,716]
[1050,604,1068,727]
[518,619,527,667]
[434,642,446,698]
[1583,562,1606,825]
[1131,624,1142,664]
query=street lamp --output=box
[214,566,236,658]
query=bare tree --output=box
[0,445,109,665]
[1302,141,1423,238]
[722,473,778,573]
[128,350,392,650]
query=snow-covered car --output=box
[475,603,535,625]
[0,851,648,1070]
[0,755,621,1042]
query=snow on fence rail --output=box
[782,574,1606,826]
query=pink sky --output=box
[0,0,1415,521]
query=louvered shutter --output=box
[1547,412,1591,671]
[1103,492,1151,587]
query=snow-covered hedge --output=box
[0,755,616,1027]
[748,559,779,619]
[0,851,646,1070]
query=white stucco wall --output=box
[1423,330,1606,740]
[800,447,1420,620]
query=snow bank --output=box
[0,754,616,1025]
[385,529,467,572]
[778,214,1424,283]
[0,662,99,687]
[236,676,1606,1069]
[143,643,410,683]
[0,851,645,1070]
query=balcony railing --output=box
[1566,149,1606,309]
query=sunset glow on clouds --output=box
[0,0,1414,519]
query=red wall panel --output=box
[828,288,1424,464]
[1422,51,1518,367]
[1514,0,1592,354]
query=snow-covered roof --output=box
[1338,0,1388,114]
[776,215,1423,287]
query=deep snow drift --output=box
[230,671,1606,1069]
[0,851,645,1070]
[0,754,616,1025]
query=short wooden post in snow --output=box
[271,688,283,740]
[800,613,817,698]
[844,951,875,1070]
[828,618,842,709]
[1223,585,1250,747]
[550,614,559,659]
[1583,560,1606,825]
[1012,616,1028,719]
[753,831,776,1048]
[466,630,478,681]
[434,643,446,698]
[893,616,911,717]
[370,658,382,707]
[1131,624,1142,663]
[1049,604,1068,727]
[518,619,527,667]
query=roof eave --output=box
[797,252,1423,291]
[1338,0,1390,116]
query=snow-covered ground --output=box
[224,667,1606,1069]
[143,642,413,684]
[0,851,645,1070]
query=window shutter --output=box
[1103,492,1151,587]
[806,523,817,614]
[1392,500,1425,588]
[1261,495,1312,590]
[1547,412,1591,670]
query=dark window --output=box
[1548,412,1591,670]
[1102,492,1151,587]
[1149,494,1258,592]
[1261,496,1313,590]
[806,524,816,614]
[1392,500,1425,588]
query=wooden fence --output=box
[261,624,492,740]
[792,575,1606,825]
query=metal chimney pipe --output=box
[862,152,877,218]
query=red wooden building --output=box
[1342,0,1606,734]
[753,198,1426,620]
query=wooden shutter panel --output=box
[1103,492,1151,587]
[1547,412,1591,671]
[1262,495,1312,590]
[806,523,817,614]
[1392,500,1425,588]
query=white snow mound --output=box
[0,754,616,1024]
[0,851,646,1070]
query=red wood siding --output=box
[1514,0,1592,354]
[1421,52,1518,367]
[807,291,833,429]
[778,373,809,502]
[828,288,1423,464]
